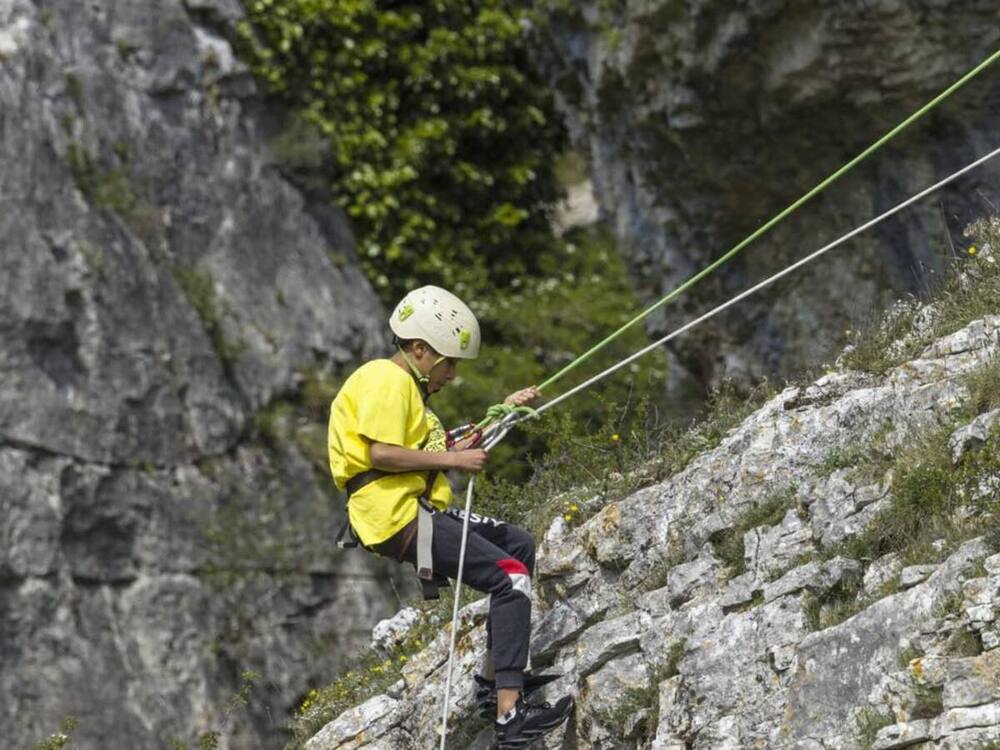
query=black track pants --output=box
[395,507,536,691]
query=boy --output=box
[328,285,574,747]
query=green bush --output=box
[238,0,565,303]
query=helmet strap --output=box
[398,347,429,384]
[397,346,447,402]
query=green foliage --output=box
[932,590,966,620]
[595,685,657,743]
[298,366,342,423]
[897,643,922,669]
[816,442,870,478]
[472,372,772,543]
[909,682,943,720]
[24,718,76,750]
[237,1,668,494]
[64,72,84,109]
[472,394,656,543]
[661,638,686,679]
[239,0,565,302]
[553,150,588,187]
[942,628,983,658]
[593,642,685,745]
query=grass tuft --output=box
[842,217,1000,375]
[24,718,77,750]
[831,413,1000,569]
[710,485,800,578]
[172,266,246,366]
[854,706,895,750]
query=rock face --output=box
[0,1,401,748]
[531,1,1000,399]
[305,311,1000,748]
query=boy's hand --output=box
[450,448,487,473]
[503,386,541,407]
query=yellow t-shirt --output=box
[328,359,453,546]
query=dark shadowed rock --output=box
[531,1,1000,400]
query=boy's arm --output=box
[369,442,487,473]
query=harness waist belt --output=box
[346,468,389,497]
[337,468,445,599]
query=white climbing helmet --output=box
[389,285,481,359]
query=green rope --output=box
[473,403,539,432]
[537,47,1000,392]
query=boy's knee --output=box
[494,557,532,598]
[510,526,536,573]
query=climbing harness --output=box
[337,465,450,599]
[436,41,1000,742]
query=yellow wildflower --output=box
[564,514,572,522]
[969,245,978,256]
[611,433,620,442]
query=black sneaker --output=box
[474,673,561,719]
[494,695,574,749]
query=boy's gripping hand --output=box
[450,448,487,473]
[503,386,541,407]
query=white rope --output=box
[438,423,510,748]
[438,476,476,750]
[435,143,1000,746]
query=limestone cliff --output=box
[0,1,402,748]
[530,0,1000,400]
